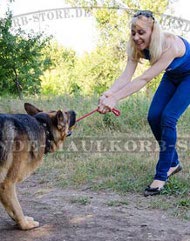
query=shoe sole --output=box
[168,165,182,178]
[144,190,162,197]
[144,186,164,197]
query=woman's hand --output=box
[98,94,107,106]
[98,91,112,114]
[99,91,112,103]
[98,95,117,114]
[102,95,117,110]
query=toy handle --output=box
[112,108,121,116]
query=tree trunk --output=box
[13,68,23,100]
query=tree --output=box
[0,11,51,99]
[41,41,78,95]
[64,0,169,95]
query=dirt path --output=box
[0,173,190,241]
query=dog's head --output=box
[24,103,76,153]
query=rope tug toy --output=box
[76,108,121,122]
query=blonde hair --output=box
[127,15,165,65]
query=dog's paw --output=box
[19,219,40,230]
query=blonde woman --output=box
[98,10,189,196]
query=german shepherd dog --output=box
[0,103,76,230]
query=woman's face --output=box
[131,17,153,50]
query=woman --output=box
[98,10,190,196]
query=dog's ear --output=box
[56,110,65,130]
[24,103,43,116]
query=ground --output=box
[0,173,190,241]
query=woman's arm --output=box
[98,58,137,112]
[114,50,175,101]
[101,45,178,110]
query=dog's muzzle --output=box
[67,110,76,137]
[67,130,72,137]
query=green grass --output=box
[70,196,91,205]
[1,94,190,219]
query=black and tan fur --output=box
[0,103,76,230]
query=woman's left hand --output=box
[99,95,117,111]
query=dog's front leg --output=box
[0,181,39,230]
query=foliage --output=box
[41,37,127,96]
[59,0,169,95]
[74,46,127,95]
[41,41,78,95]
[2,0,170,97]
[0,11,51,99]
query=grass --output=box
[70,196,91,205]
[1,94,190,219]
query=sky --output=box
[0,0,189,54]
[168,0,190,19]
[0,0,98,55]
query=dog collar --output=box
[34,115,55,154]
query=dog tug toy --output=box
[76,107,121,122]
